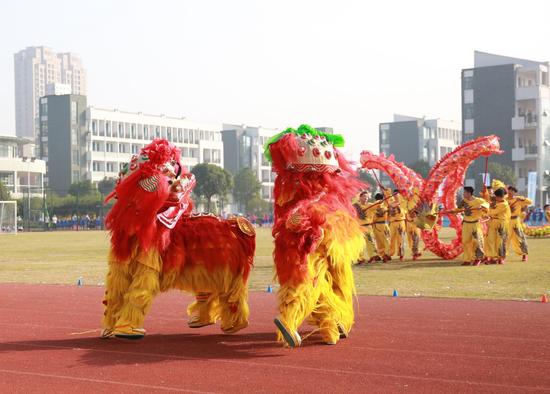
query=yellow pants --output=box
[373,222,390,257]
[461,221,485,263]
[102,255,160,331]
[406,221,421,256]
[508,217,528,256]
[277,250,355,345]
[389,220,406,257]
[361,225,377,259]
[486,219,508,259]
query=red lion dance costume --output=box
[265,125,365,347]
[102,139,255,339]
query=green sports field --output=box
[0,228,548,301]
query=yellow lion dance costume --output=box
[265,125,365,347]
[101,139,255,339]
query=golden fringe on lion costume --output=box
[101,139,255,339]
[264,125,365,347]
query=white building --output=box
[14,46,86,140]
[0,134,46,199]
[88,107,224,183]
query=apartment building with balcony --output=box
[0,134,45,199]
[461,51,550,204]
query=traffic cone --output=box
[392,289,398,297]
[267,285,273,293]
[76,277,83,286]
[541,294,548,303]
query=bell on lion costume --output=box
[101,139,255,339]
[265,125,365,347]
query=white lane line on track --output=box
[0,369,215,393]
[1,342,549,392]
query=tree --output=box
[0,181,11,201]
[97,177,117,196]
[68,180,94,197]
[233,167,261,213]
[476,161,517,191]
[357,170,378,190]
[191,163,233,212]
[410,160,431,178]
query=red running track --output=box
[0,283,549,393]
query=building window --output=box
[212,149,221,164]
[167,128,172,141]
[72,170,80,182]
[262,170,270,182]
[92,120,97,135]
[203,148,211,163]
[106,142,114,152]
[463,76,473,90]
[72,150,79,165]
[131,125,136,139]
[92,141,101,151]
[184,129,189,143]
[155,127,160,138]
[131,144,139,154]
[464,103,474,119]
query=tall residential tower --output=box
[14,46,86,140]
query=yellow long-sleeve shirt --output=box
[488,200,511,221]
[507,196,532,219]
[458,197,489,222]
[353,202,377,225]
[385,191,407,223]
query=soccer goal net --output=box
[0,201,17,234]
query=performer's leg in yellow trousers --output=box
[486,220,508,264]
[508,217,528,260]
[102,249,161,339]
[360,226,378,262]
[389,220,406,259]
[406,221,421,259]
[276,252,355,346]
[373,223,390,260]
[461,221,485,266]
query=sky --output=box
[2,0,550,157]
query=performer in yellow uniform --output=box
[544,204,550,223]
[506,186,532,262]
[372,192,391,262]
[485,188,511,264]
[387,189,406,261]
[353,191,379,263]
[450,186,489,266]
[405,191,422,260]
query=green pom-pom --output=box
[263,124,345,162]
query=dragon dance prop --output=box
[360,135,502,259]
[265,124,365,347]
[101,139,255,339]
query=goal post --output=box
[0,201,17,235]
